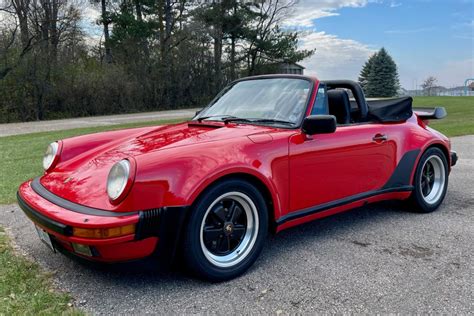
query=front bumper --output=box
[17,179,188,263]
[451,151,458,167]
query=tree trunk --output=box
[12,0,31,48]
[135,0,142,21]
[101,0,112,63]
[165,0,172,38]
[230,35,236,81]
[40,0,50,53]
[49,0,59,62]
[213,4,224,91]
[230,2,237,81]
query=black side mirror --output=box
[302,115,337,135]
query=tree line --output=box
[0,0,313,122]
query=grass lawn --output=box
[413,96,474,137]
[0,227,81,315]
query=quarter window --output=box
[311,83,328,115]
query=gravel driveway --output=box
[1,136,472,314]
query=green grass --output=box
[0,227,81,315]
[0,118,187,205]
[413,96,474,137]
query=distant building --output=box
[278,63,305,75]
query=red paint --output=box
[18,75,452,263]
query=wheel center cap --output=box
[224,223,233,235]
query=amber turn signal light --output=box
[72,224,135,239]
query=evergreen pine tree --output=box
[360,48,400,97]
[358,53,376,92]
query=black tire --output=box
[183,179,268,281]
[410,147,449,213]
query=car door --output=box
[288,122,397,213]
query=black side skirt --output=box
[276,186,413,225]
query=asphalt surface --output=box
[1,135,473,314]
[0,108,198,137]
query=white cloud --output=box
[298,31,376,80]
[282,1,380,81]
[389,1,402,8]
[285,0,375,28]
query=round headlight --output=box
[107,160,131,201]
[43,142,59,171]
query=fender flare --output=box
[186,167,282,220]
[410,140,451,185]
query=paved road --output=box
[1,136,472,314]
[0,108,198,137]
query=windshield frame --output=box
[193,75,316,129]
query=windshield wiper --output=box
[223,117,295,126]
[197,115,237,122]
[249,119,295,126]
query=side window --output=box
[311,83,328,115]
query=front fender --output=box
[186,166,283,219]
[129,137,289,219]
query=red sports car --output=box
[18,75,457,281]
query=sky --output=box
[286,0,474,89]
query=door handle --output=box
[373,134,388,142]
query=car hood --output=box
[40,122,277,210]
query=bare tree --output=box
[10,0,31,47]
[421,76,438,96]
[244,0,297,75]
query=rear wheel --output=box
[183,179,268,281]
[410,147,448,213]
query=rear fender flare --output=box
[410,140,450,185]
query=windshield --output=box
[196,78,312,126]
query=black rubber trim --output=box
[17,192,73,236]
[382,149,420,189]
[31,177,137,217]
[450,151,458,167]
[135,208,163,240]
[276,186,414,225]
[138,206,189,267]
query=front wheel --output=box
[183,179,268,281]
[410,147,449,213]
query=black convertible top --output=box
[367,97,413,123]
